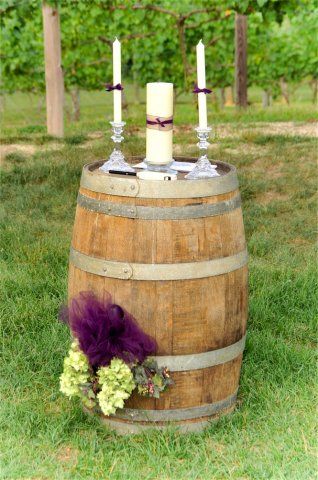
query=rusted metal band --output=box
[153,334,246,372]
[69,247,248,281]
[77,192,241,220]
[80,160,238,198]
[100,417,213,434]
[112,390,237,422]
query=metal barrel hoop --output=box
[69,247,248,281]
[77,191,242,220]
[80,159,239,199]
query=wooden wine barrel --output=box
[68,157,248,433]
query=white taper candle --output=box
[113,38,122,123]
[196,40,207,129]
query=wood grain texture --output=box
[235,13,248,108]
[123,356,242,410]
[42,3,64,136]
[68,163,248,428]
[68,266,248,355]
[72,188,245,263]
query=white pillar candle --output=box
[196,40,207,129]
[113,38,122,123]
[146,82,173,165]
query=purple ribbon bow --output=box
[193,84,212,94]
[146,117,173,128]
[105,83,124,91]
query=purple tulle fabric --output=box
[61,292,156,368]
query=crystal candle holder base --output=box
[185,126,219,180]
[144,160,175,174]
[100,121,135,173]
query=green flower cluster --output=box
[133,358,173,398]
[59,340,96,408]
[97,358,135,416]
[60,342,173,416]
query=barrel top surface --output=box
[80,157,239,198]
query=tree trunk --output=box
[262,90,271,108]
[133,82,141,105]
[42,2,64,136]
[235,13,248,108]
[70,88,80,121]
[122,90,128,111]
[279,78,289,104]
[37,95,45,115]
[309,79,318,104]
[173,88,178,110]
[132,68,141,104]
[177,19,190,91]
[225,86,235,106]
[0,95,5,114]
[220,88,225,108]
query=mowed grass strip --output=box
[0,125,317,479]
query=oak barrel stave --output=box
[68,158,248,432]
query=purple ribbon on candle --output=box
[146,117,173,128]
[105,83,124,91]
[193,84,212,94]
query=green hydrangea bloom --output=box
[60,340,94,407]
[97,358,135,416]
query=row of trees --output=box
[1,1,317,123]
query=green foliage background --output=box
[1,0,317,99]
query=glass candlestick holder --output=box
[185,126,219,180]
[99,121,135,173]
[144,160,175,174]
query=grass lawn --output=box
[0,92,317,479]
